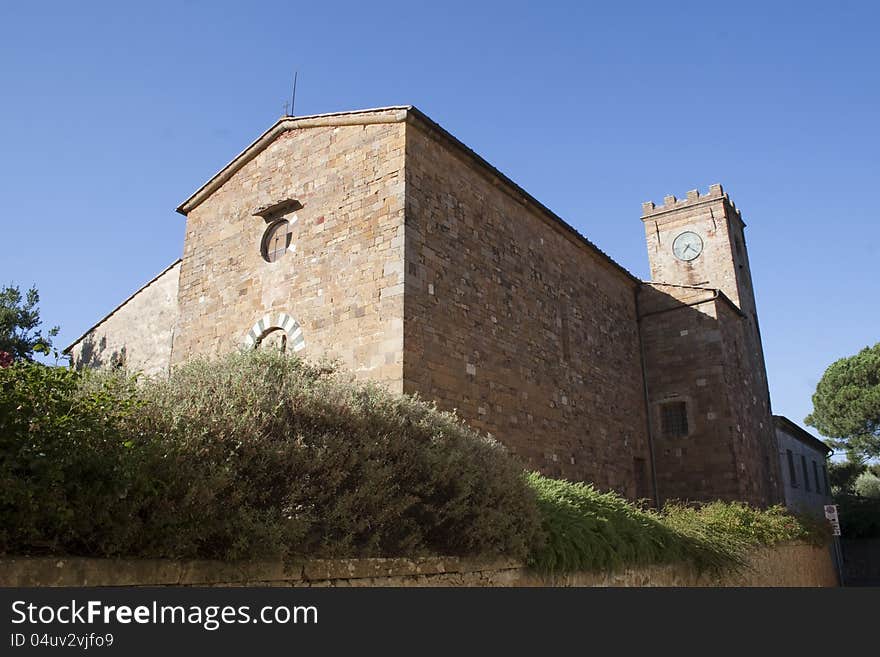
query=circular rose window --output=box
[261,219,295,263]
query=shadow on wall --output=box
[638,284,780,507]
[72,334,127,371]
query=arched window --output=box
[243,313,305,353]
[256,328,287,353]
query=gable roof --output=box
[176,106,410,215]
[175,105,641,286]
[773,415,832,455]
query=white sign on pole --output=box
[824,504,841,536]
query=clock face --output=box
[672,231,703,261]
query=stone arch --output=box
[243,312,305,353]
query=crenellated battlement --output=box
[641,183,741,219]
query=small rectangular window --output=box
[801,455,811,492]
[812,460,822,494]
[660,402,688,439]
[786,450,797,487]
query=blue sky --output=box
[1,1,877,446]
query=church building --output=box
[66,106,784,506]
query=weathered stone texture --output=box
[68,261,180,377]
[172,118,406,391]
[401,119,652,496]
[717,300,782,504]
[639,285,740,502]
[0,543,837,587]
[639,283,781,506]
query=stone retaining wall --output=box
[0,542,836,587]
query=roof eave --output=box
[773,415,832,455]
[404,107,641,286]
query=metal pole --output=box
[833,534,845,587]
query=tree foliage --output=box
[854,472,880,499]
[0,284,59,361]
[806,343,880,461]
[827,458,866,496]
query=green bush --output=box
[1,352,828,571]
[854,472,880,499]
[0,361,154,555]
[525,473,827,574]
[662,500,828,548]
[835,495,880,538]
[0,353,541,561]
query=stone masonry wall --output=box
[639,284,741,503]
[716,299,782,505]
[0,543,837,587]
[67,261,180,377]
[173,117,407,391]
[639,283,781,505]
[401,117,652,497]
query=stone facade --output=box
[638,283,780,505]
[65,106,786,506]
[402,117,650,494]
[67,260,180,377]
[171,110,407,391]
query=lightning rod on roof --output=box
[282,71,298,117]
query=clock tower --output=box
[640,183,757,319]
[640,183,767,390]
[638,184,782,506]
